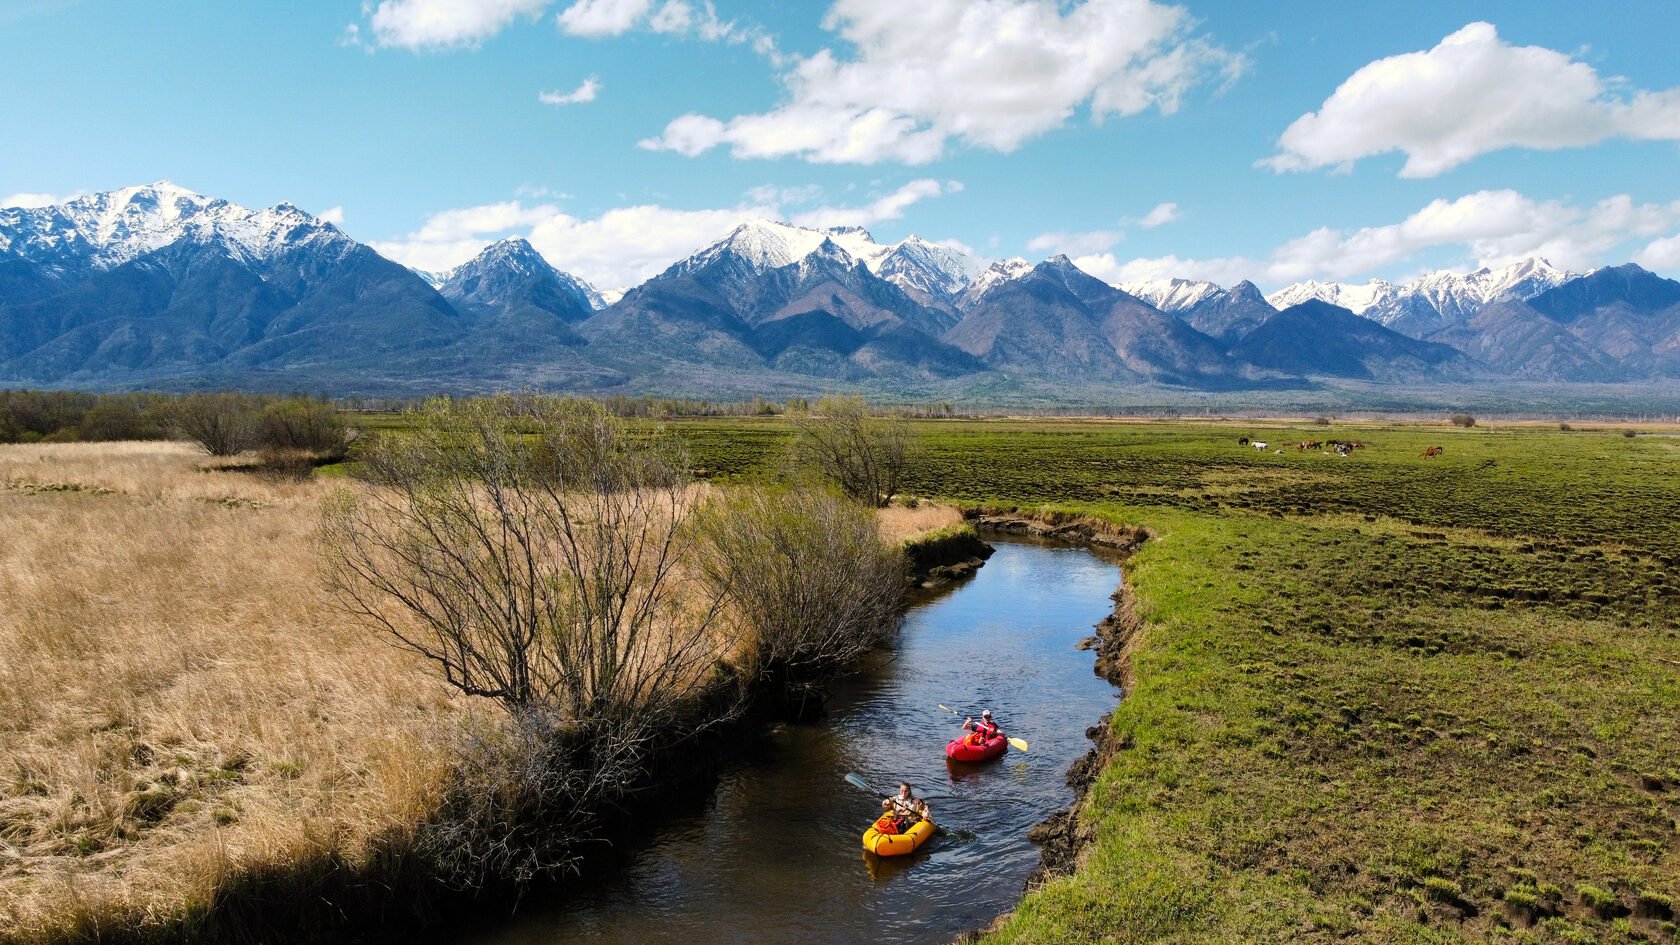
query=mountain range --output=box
[3,183,1679,396]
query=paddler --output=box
[880,782,927,832]
[962,708,1002,744]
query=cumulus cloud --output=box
[1089,189,1680,290]
[372,180,961,288]
[1636,233,1680,273]
[789,179,956,229]
[1027,228,1124,257]
[1264,22,1680,178]
[641,0,1244,164]
[1075,252,1256,288]
[540,76,601,106]
[1139,202,1178,228]
[361,0,551,50]
[318,206,346,225]
[0,191,70,209]
[556,0,742,41]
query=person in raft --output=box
[879,783,929,833]
[962,709,1002,745]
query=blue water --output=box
[459,539,1123,945]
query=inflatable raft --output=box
[945,732,1007,763]
[862,815,936,856]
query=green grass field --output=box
[665,417,1680,943]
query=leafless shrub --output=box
[172,393,261,456]
[321,395,732,877]
[692,485,906,695]
[788,395,916,507]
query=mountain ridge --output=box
[4,184,1680,395]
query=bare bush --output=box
[259,398,352,458]
[172,393,261,456]
[788,396,916,507]
[1450,413,1477,428]
[692,485,906,693]
[322,395,731,869]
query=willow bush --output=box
[692,485,907,700]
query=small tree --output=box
[173,393,260,456]
[322,395,732,883]
[788,396,916,507]
[1449,413,1477,428]
[259,397,351,457]
[692,486,906,700]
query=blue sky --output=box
[3,0,1679,290]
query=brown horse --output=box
[1421,445,1444,458]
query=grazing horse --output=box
[1421,445,1444,458]
[1238,436,1250,445]
[1251,441,1268,450]
[1298,440,1323,451]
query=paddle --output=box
[938,705,1030,753]
[845,773,973,841]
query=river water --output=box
[458,539,1123,945]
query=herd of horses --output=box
[1237,436,1446,458]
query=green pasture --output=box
[663,417,1680,943]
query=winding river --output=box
[457,538,1124,945]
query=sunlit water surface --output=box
[455,539,1122,945]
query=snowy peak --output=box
[1119,277,1222,313]
[442,236,606,312]
[1267,279,1399,315]
[662,218,986,303]
[872,235,985,301]
[0,181,349,273]
[669,219,844,277]
[1268,258,1576,333]
[958,257,1034,307]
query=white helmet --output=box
[981,709,992,718]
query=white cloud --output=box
[556,0,741,41]
[1092,189,1680,290]
[318,206,346,225]
[361,0,551,50]
[372,181,961,288]
[0,191,69,209]
[788,178,955,229]
[1636,233,1680,273]
[641,0,1243,164]
[1139,202,1178,228]
[1027,228,1124,256]
[1075,252,1256,288]
[555,0,651,36]
[539,76,601,106]
[1264,22,1680,178]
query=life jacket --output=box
[874,814,900,835]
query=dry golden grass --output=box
[875,502,963,544]
[0,442,465,940]
[0,444,934,940]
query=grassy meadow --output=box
[3,417,1677,943]
[666,417,1680,943]
[0,435,954,942]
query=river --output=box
[456,538,1124,945]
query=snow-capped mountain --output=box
[1267,259,1576,337]
[1267,279,1400,316]
[956,257,1033,308]
[1119,278,1223,314]
[0,181,351,274]
[441,237,605,313]
[664,219,986,304]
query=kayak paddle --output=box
[845,772,973,841]
[938,705,1029,753]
